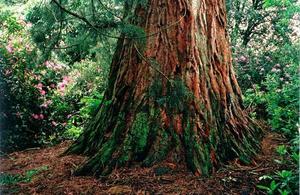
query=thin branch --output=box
[91,0,96,21]
[97,0,123,20]
[51,0,95,28]
[51,0,186,41]
[133,43,170,82]
[52,0,119,30]
[53,44,78,50]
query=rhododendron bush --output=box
[0,11,64,151]
[0,9,109,151]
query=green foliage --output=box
[0,10,23,33]
[153,166,172,176]
[242,43,299,195]
[120,24,146,39]
[26,1,100,62]
[0,173,23,185]
[0,1,298,188]
[0,9,63,151]
[243,43,299,138]
[264,0,294,7]
[258,169,299,195]
[276,145,287,156]
[130,113,150,154]
[25,0,145,63]
[0,7,110,150]
[1,0,150,149]
[22,166,48,182]
[258,138,299,194]
[63,93,103,139]
[228,0,299,90]
[257,180,278,195]
[0,166,48,185]
[50,60,108,140]
[228,2,299,193]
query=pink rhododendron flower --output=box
[40,90,46,95]
[26,22,32,28]
[41,103,48,108]
[45,60,50,67]
[25,44,31,51]
[57,82,65,88]
[32,114,39,119]
[6,43,14,53]
[63,76,70,83]
[44,60,65,70]
[57,76,72,95]
[39,114,44,120]
[52,121,58,126]
[37,83,43,89]
[238,55,248,63]
[41,100,52,108]
[4,69,12,76]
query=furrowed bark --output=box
[65,0,262,177]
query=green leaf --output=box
[257,185,271,191]
[270,180,278,191]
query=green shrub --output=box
[244,44,299,139]
[0,7,110,149]
[0,10,64,151]
[258,138,299,194]
[48,60,108,140]
[0,166,48,185]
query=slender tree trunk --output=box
[65,0,261,176]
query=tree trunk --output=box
[65,0,262,176]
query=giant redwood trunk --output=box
[65,0,261,176]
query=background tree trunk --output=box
[65,0,261,176]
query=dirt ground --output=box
[0,132,288,194]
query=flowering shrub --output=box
[0,9,109,150]
[49,60,108,139]
[243,43,299,139]
[0,10,64,151]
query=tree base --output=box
[65,100,262,177]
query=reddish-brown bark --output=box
[66,0,261,176]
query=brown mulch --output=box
[0,132,288,194]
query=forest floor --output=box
[0,132,289,195]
